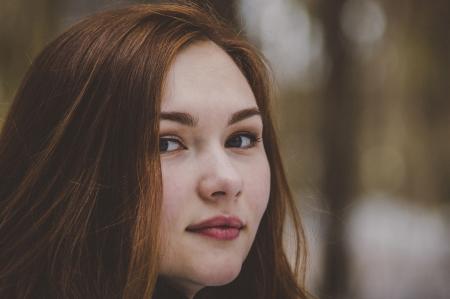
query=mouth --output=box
[186,215,245,240]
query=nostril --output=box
[211,191,226,197]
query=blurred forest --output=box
[1,0,449,298]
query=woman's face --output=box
[158,40,271,297]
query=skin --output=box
[158,40,271,299]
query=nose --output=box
[197,150,243,202]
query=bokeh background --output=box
[1,0,449,298]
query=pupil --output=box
[160,139,169,151]
[229,136,242,147]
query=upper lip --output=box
[186,215,245,231]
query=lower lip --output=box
[188,227,241,240]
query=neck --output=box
[153,277,188,299]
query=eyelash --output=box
[159,132,262,154]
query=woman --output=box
[0,3,308,299]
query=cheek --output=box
[245,156,271,221]
[160,163,188,225]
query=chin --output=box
[193,259,243,286]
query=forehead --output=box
[161,40,257,114]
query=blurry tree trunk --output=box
[0,0,60,123]
[383,0,450,204]
[412,1,450,204]
[317,1,360,298]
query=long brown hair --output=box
[0,3,308,299]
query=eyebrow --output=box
[160,111,198,127]
[228,107,261,125]
[160,107,261,127]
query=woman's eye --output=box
[159,137,185,153]
[226,133,260,149]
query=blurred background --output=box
[1,0,449,298]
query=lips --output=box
[186,215,244,240]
